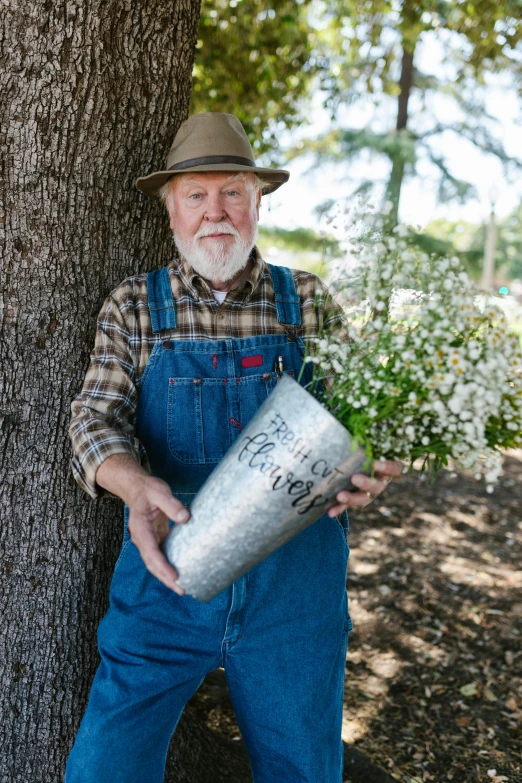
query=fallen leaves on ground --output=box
[342,449,522,782]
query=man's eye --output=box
[189,193,202,200]
[226,190,240,196]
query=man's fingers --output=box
[151,487,191,524]
[132,523,185,594]
[330,460,402,515]
[373,459,402,478]
[348,474,389,495]
[328,490,372,515]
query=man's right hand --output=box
[95,453,190,594]
[126,476,190,594]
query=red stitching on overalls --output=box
[223,378,228,384]
[169,378,174,384]
[229,417,243,430]
[212,353,218,369]
[222,635,242,644]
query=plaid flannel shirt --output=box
[70,247,347,499]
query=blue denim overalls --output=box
[66,264,351,783]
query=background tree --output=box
[257,225,341,275]
[192,1,522,271]
[293,0,522,232]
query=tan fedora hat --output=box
[136,112,290,197]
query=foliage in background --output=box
[193,1,522,274]
[192,0,316,159]
[258,225,340,255]
[421,201,522,281]
[412,220,485,279]
[290,0,522,229]
[256,226,341,276]
[497,203,522,280]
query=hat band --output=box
[168,155,256,171]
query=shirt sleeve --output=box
[69,291,149,499]
[319,279,348,336]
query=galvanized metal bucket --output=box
[162,374,366,602]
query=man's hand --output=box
[327,459,402,517]
[126,476,190,595]
[95,453,190,594]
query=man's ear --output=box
[168,204,176,230]
[255,189,262,219]
[166,192,176,230]
[161,178,177,229]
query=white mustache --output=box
[195,224,239,239]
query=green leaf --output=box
[460,682,479,697]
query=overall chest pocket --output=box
[167,373,289,464]
[167,377,221,464]
[236,372,280,431]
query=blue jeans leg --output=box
[65,542,227,783]
[65,657,207,783]
[224,626,349,783]
[221,513,351,783]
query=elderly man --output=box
[66,113,400,783]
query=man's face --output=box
[166,171,262,283]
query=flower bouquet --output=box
[306,226,522,492]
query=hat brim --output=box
[135,163,289,197]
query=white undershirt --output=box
[212,289,227,304]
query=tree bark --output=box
[396,47,414,131]
[0,2,200,780]
[384,44,415,229]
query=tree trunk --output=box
[0,2,201,780]
[384,44,415,229]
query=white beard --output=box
[173,221,258,283]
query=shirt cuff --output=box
[71,437,150,500]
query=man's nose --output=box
[204,193,227,222]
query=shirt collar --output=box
[169,246,266,302]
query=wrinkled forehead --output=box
[175,171,255,191]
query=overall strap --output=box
[267,263,302,326]
[146,266,177,333]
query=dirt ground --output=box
[189,450,522,783]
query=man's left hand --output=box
[327,460,402,517]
